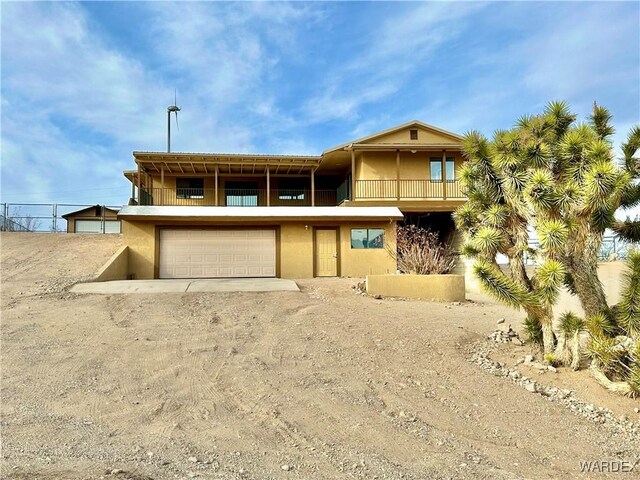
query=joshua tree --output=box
[454,101,640,395]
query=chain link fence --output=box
[525,235,632,263]
[0,203,122,233]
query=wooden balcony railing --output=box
[138,181,466,206]
[355,179,465,200]
[139,188,338,206]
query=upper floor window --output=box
[225,181,258,206]
[278,179,305,201]
[410,129,418,140]
[430,158,456,181]
[176,178,204,199]
[430,158,442,181]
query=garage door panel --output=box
[160,229,276,279]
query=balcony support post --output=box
[160,166,164,205]
[311,169,315,206]
[214,165,219,206]
[266,168,271,206]
[396,149,400,200]
[442,150,447,200]
[136,162,141,204]
[350,148,356,201]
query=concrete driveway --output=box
[70,278,300,294]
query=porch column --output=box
[131,182,135,203]
[266,168,271,206]
[136,162,141,204]
[146,171,151,204]
[160,166,165,206]
[214,165,219,206]
[311,169,315,206]
[442,150,447,200]
[396,149,400,200]
[350,149,356,201]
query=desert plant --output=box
[387,224,456,275]
[454,101,640,395]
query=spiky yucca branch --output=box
[615,126,640,242]
[617,252,640,338]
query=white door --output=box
[159,229,276,279]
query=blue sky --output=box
[1,1,639,207]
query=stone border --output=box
[467,341,639,440]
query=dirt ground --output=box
[1,232,639,480]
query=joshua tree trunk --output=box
[553,331,571,364]
[568,252,608,318]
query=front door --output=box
[315,228,338,277]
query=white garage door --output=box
[159,229,276,279]
[75,219,121,234]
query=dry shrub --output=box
[388,225,456,275]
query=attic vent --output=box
[410,129,418,140]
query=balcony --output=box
[354,179,465,200]
[138,181,465,207]
[139,188,342,206]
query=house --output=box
[117,121,465,279]
[62,205,121,234]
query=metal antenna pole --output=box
[167,109,171,153]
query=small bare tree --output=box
[0,207,41,232]
[387,225,456,275]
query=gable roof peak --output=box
[323,119,463,154]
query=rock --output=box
[547,366,557,373]
[497,318,505,324]
[634,407,639,414]
[524,355,534,363]
[110,469,123,475]
[374,294,382,300]
[281,464,292,471]
[189,456,198,463]
[524,382,537,393]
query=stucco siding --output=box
[121,220,156,280]
[368,126,460,144]
[121,219,397,279]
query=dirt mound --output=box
[1,233,638,479]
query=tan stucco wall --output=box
[94,246,129,282]
[121,219,397,279]
[121,220,156,279]
[366,274,466,301]
[339,223,396,277]
[357,151,463,182]
[369,126,460,144]
[279,223,314,278]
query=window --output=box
[430,158,456,181]
[430,158,442,181]
[225,181,258,206]
[446,158,455,181]
[351,228,384,249]
[277,179,305,201]
[410,129,418,140]
[176,178,204,199]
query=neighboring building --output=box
[118,120,465,279]
[62,205,121,234]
